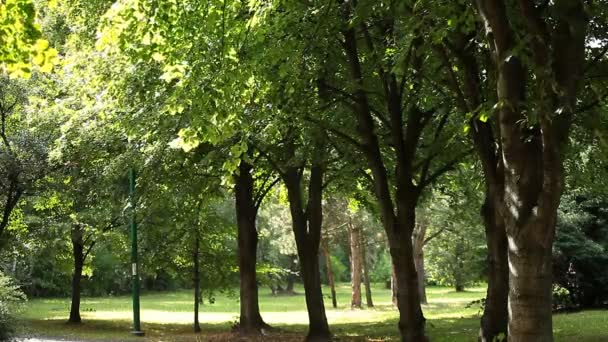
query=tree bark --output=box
[412,222,427,305]
[390,214,426,342]
[349,221,362,309]
[442,27,509,342]
[391,265,398,306]
[284,164,331,341]
[193,233,201,333]
[360,232,373,308]
[69,225,84,324]
[321,239,337,308]
[473,1,588,340]
[478,193,509,341]
[234,160,268,334]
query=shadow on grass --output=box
[17,316,474,342]
[18,309,608,341]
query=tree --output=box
[470,1,591,339]
[261,135,332,341]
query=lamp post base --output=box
[131,330,145,336]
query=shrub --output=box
[0,271,26,341]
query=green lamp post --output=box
[129,168,144,336]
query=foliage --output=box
[424,180,486,291]
[0,271,25,340]
[553,193,608,308]
[0,0,57,78]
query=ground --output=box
[17,283,608,341]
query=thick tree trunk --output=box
[360,233,373,308]
[507,229,554,341]
[284,165,331,341]
[349,222,362,309]
[390,221,426,342]
[234,160,268,334]
[321,239,337,308]
[473,1,587,340]
[69,225,84,324]
[193,233,201,333]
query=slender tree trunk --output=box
[412,222,427,305]
[234,160,268,334]
[321,239,337,308]
[284,165,331,341]
[0,178,23,241]
[342,25,427,340]
[360,232,373,308]
[69,225,84,324]
[414,251,427,304]
[285,274,295,293]
[193,233,201,333]
[479,194,509,341]
[349,221,362,309]
[442,27,509,341]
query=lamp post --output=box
[129,167,144,336]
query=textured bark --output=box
[193,233,201,333]
[360,233,374,308]
[321,239,337,308]
[473,1,588,340]
[234,160,268,334]
[69,225,84,324]
[284,165,331,341]
[349,222,362,309]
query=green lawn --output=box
[17,283,607,341]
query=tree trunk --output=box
[360,232,373,308]
[479,194,509,341]
[414,251,427,304]
[349,221,362,309]
[284,165,331,341]
[234,160,268,334]
[507,222,555,341]
[321,239,337,308]
[342,25,427,340]
[69,225,84,324]
[391,264,398,306]
[412,222,427,305]
[473,1,587,340]
[193,233,201,333]
[390,219,426,342]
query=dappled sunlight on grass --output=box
[18,284,607,341]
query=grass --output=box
[17,283,607,341]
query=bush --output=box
[553,194,608,308]
[552,284,574,311]
[0,272,26,341]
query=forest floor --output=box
[16,284,608,341]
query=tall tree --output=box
[470,1,590,339]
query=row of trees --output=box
[0,0,606,341]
